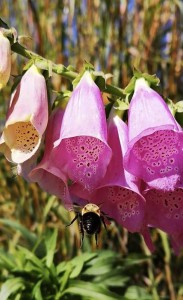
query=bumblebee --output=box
[66,203,107,246]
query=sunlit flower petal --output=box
[0,64,48,164]
[0,30,11,89]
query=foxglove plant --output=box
[0,64,48,164]
[0,29,11,89]
[53,71,112,192]
[29,108,72,207]
[124,77,183,191]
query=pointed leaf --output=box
[0,278,25,300]
[45,228,58,268]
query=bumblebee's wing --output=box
[101,210,114,223]
[68,202,82,213]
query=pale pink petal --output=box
[54,72,112,191]
[30,108,72,207]
[0,65,48,163]
[0,30,11,89]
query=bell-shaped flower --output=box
[124,77,183,191]
[16,151,41,183]
[0,30,11,89]
[0,64,48,164]
[144,183,183,254]
[29,108,72,208]
[54,71,112,192]
[70,110,154,251]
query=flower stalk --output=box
[11,42,124,97]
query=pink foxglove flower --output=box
[91,114,147,231]
[0,30,11,89]
[144,184,183,254]
[0,65,48,164]
[29,108,72,207]
[54,71,112,191]
[124,78,183,191]
[70,111,154,251]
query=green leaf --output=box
[56,261,68,275]
[59,263,73,293]
[83,264,111,276]
[124,286,153,300]
[99,275,129,287]
[14,294,21,300]
[0,249,16,270]
[32,280,43,300]
[17,246,45,271]
[45,228,58,268]
[0,219,37,247]
[69,254,90,279]
[0,278,25,300]
[71,252,97,266]
[62,281,122,300]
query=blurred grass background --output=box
[0,0,183,299]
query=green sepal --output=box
[175,100,183,113]
[93,71,113,91]
[0,18,9,29]
[53,90,71,109]
[72,61,94,88]
[114,98,129,111]
[166,98,176,116]
[124,68,160,96]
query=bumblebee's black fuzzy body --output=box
[82,212,101,235]
[66,203,107,247]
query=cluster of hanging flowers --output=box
[1,26,183,253]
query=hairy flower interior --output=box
[4,121,39,153]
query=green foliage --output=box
[0,223,152,300]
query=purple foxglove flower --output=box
[124,78,183,191]
[0,30,11,89]
[70,110,154,251]
[0,64,48,164]
[144,184,183,253]
[29,108,72,207]
[54,71,112,192]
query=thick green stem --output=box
[11,42,124,97]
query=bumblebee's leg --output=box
[78,215,84,248]
[66,213,78,227]
[101,216,107,231]
[95,233,98,247]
